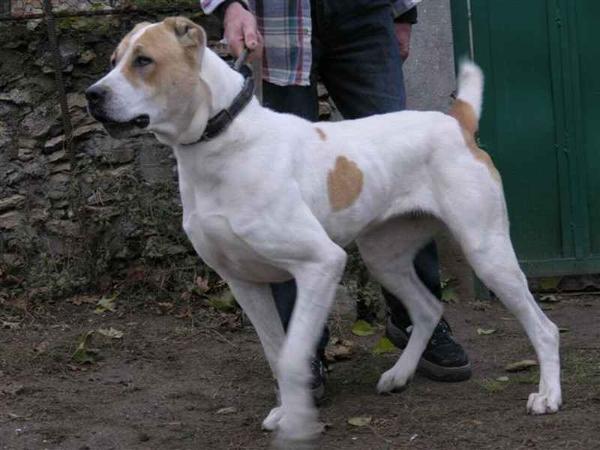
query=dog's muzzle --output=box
[85,85,150,137]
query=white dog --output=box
[87,17,562,447]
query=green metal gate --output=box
[451,0,600,277]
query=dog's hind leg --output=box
[453,224,561,414]
[226,279,286,428]
[440,173,561,414]
[357,216,443,393]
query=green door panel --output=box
[575,1,600,256]
[451,0,600,276]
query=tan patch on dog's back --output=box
[450,99,501,182]
[315,127,327,141]
[328,156,364,211]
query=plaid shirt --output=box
[201,0,421,86]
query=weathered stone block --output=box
[50,162,71,173]
[0,211,24,229]
[46,219,80,238]
[0,194,25,212]
[48,149,67,163]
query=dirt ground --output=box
[1,290,599,450]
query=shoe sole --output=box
[385,317,472,382]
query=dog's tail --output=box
[451,60,484,134]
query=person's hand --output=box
[223,2,263,61]
[393,22,412,61]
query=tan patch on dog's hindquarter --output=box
[327,156,364,211]
[450,99,501,182]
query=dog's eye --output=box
[134,56,154,67]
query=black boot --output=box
[385,313,471,382]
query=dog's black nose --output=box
[85,85,108,106]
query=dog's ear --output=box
[164,17,207,49]
[131,21,152,35]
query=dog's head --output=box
[86,17,209,143]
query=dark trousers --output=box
[263,0,441,356]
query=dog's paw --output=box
[262,406,283,431]
[527,391,561,415]
[274,418,323,450]
[377,368,412,394]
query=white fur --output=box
[456,59,484,119]
[90,29,562,447]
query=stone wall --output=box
[0,12,224,301]
[7,0,197,17]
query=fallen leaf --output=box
[71,331,99,364]
[175,307,193,319]
[70,295,98,306]
[441,285,459,303]
[207,290,237,313]
[34,341,49,354]
[94,294,117,314]
[538,277,561,291]
[195,276,210,294]
[157,302,174,313]
[97,327,124,339]
[539,294,559,303]
[505,359,538,372]
[496,376,509,382]
[477,328,497,336]
[216,406,237,415]
[325,339,354,361]
[372,336,396,355]
[348,416,372,427]
[351,320,375,337]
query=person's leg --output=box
[314,0,406,118]
[314,0,470,381]
[270,279,329,360]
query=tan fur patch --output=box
[112,22,151,70]
[119,18,204,90]
[327,156,364,211]
[450,99,501,182]
[315,127,327,141]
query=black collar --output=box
[181,64,255,146]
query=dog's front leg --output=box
[275,245,347,448]
[226,279,287,430]
[227,279,285,377]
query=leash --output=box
[233,47,251,71]
[180,47,255,146]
